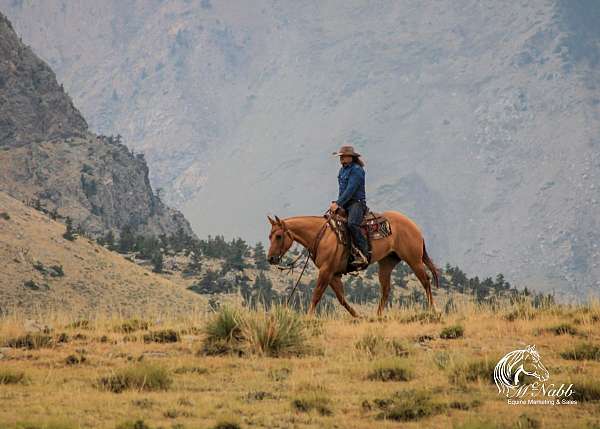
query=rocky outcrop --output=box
[0,12,87,148]
[0,12,194,237]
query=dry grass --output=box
[0,191,207,317]
[0,300,599,428]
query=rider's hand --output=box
[329,201,339,213]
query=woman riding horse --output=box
[266,146,440,317]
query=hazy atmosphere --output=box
[2,0,599,299]
[1,2,600,428]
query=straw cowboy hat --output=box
[332,145,364,166]
[332,145,361,157]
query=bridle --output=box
[272,227,297,266]
[271,211,331,306]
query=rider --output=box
[329,145,369,267]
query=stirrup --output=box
[351,250,368,266]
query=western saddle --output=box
[327,207,392,273]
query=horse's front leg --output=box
[307,269,334,316]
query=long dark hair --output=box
[353,156,365,167]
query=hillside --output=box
[1,1,598,298]
[0,11,194,238]
[0,191,205,316]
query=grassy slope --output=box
[0,301,598,428]
[0,191,205,317]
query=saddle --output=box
[327,207,392,273]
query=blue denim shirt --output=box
[336,162,366,208]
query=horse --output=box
[493,345,549,396]
[266,210,440,317]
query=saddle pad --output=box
[360,215,392,240]
[328,212,392,242]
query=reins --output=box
[277,211,331,306]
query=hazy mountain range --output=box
[1,0,599,299]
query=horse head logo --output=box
[494,345,549,396]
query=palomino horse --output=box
[266,211,439,317]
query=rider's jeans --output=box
[347,200,369,256]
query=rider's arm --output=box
[336,167,363,206]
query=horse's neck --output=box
[285,217,327,251]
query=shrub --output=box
[449,358,496,385]
[66,320,90,329]
[131,398,155,409]
[49,265,64,277]
[142,329,180,343]
[174,366,207,375]
[355,332,409,358]
[97,364,172,393]
[448,399,482,410]
[4,333,53,349]
[376,390,446,422]
[516,413,541,429]
[544,323,578,336]
[201,306,244,355]
[242,306,307,357]
[115,421,152,429]
[23,280,48,291]
[245,390,275,401]
[65,354,86,365]
[570,378,600,402]
[440,324,464,339]
[115,319,149,333]
[432,351,452,369]
[212,420,242,429]
[0,369,27,384]
[400,310,443,324]
[268,367,291,382]
[367,358,414,382]
[291,392,333,416]
[560,343,600,361]
[0,212,10,220]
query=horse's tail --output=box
[422,240,440,289]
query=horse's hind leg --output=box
[330,275,358,318]
[409,261,436,311]
[377,254,400,316]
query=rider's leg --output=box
[347,201,369,263]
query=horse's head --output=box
[520,345,549,382]
[266,215,295,265]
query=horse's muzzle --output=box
[268,255,280,265]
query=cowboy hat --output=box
[332,145,361,157]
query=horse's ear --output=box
[526,345,535,352]
[274,215,281,224]
[267,215,276,226]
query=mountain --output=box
[0,11,193,237]
[1,1,599,299]
[0,191,205,316]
